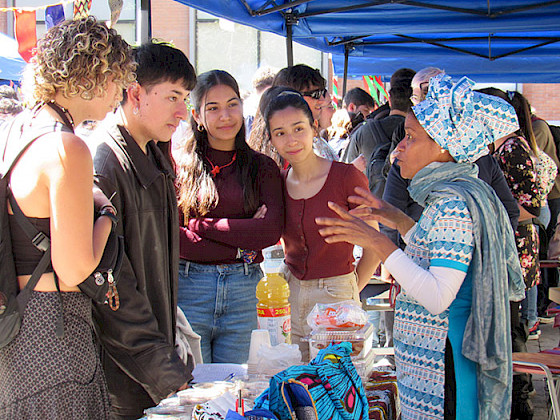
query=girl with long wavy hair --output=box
[175,70,283,363]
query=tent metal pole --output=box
[285,14,295,66]
[136,0,151,44]
[253,0,312,16]
[342,44,349,98]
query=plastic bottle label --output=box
[257,305,291,346]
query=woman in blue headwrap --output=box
[317,74,525,420]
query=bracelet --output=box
[98,207,118,230]
[99,203,117,216]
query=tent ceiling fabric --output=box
[0,33,26,81]
[172,0,560,82]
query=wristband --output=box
[98,207,118,230]
[99,203,117,216]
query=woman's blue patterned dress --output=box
[394,194,478,419]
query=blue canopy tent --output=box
[169,0,560,90]
[0,32,26,83]
[330,32,560,83]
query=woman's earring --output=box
[133,107,139,116]
[197,124,205,132]
[440,148,446,154]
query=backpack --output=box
[253,343,369,420]
[533,116,560,163]
[549,124,560,161]
[366,119,394,198]
[0,115,67,348]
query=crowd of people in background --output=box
[1,16,560,420]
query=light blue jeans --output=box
[520,205,551,328]
[178,260,263,364]
[520,285,538,329]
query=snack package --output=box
[306,300,367,330]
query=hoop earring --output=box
[133,107,139,116]
[197,124,205,132]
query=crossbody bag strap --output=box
[7,191,50,252]
[7,191,52,305]
[15,249,51,316]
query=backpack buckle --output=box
[32,232,50,252]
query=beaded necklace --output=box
[205,152,237,177]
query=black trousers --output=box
[510,300,533,417]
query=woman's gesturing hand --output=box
[347,187,415,235]
[316,201,398,261]
[315,201,379,249]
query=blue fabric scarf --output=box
[409,161,525,420]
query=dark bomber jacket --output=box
[92,117,192,418]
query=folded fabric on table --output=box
[365,369,399,420]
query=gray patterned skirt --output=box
[0,291,110,419]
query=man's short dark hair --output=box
[272,64,326,92]
[389,68,415,113]
[390,68,416,86]
[133,40,197,92]
[343,88,375,109]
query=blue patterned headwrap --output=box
[412,74,519,163]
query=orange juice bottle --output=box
[256,273,291,346]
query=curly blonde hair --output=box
[22,17,136,104]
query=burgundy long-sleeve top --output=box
[283,161,369,280]
[179,147,283,264]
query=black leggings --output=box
[444,338,457,420]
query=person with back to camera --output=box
[176,70,283,364]
[263,88,380,361]
[317,74,525,419]
[90,41,197,419]
[0,17,135,419]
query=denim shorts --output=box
[177,260,263,364]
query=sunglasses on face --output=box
[410,82,430,105]
[301,88,328,100]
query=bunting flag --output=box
[108,0,123,28]
[45,4,65,29]
[14,10,37,63]
[332,76,339,109]
[374,75,389,102]
[362,75,390,105]
[0,0,73,12]
[73,0,92,19]
[362,76,379,104]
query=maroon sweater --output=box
[179,147,283,264]
[283,161,368,280]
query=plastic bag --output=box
[256,343,302,376]
[306,300,367,330]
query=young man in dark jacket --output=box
[91,41,197,420]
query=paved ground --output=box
[526,318,558,419]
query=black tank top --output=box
[8,213,53,275]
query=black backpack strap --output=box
[7,191,52,309]
[7,192,50,252]
[15,249,52,317]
